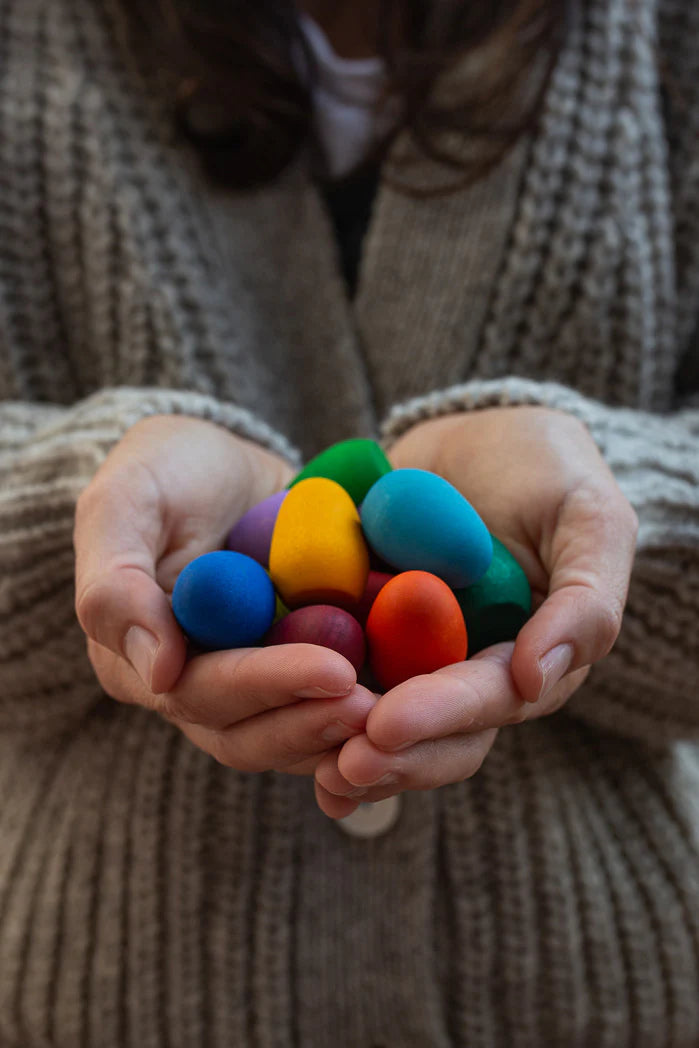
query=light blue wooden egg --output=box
[360,469,493,588]
[172,550,276,650]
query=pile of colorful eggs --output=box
[172,439,532,691]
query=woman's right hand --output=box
[73,415,375,776]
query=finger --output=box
[315,746,416,806]
[511,482,638,702]
[283,755,328,776]
[91,634,344,779]
[172,686,376,773]
[315,743,425,810]
[74,468,186,694]
[331,727,499,794]
[363,644,590,753]
[314,779,362,820]
[89,639,359,728]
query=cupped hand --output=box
[314,406,637,817]
[74,414,375,776]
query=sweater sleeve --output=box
[0,387,301,740]
[380,376,699,747]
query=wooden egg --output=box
[265,605,365,674]
[172,551,276,650]
[268,477,369,609]
[273,592,290,624]
[454,535,532,654]
[288,439,392,505]
[354,570,394,626]
[225,490,287,567]
[366,570,468,690]
[361,469,493,588]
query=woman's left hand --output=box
[314,405,638,818]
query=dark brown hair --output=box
[130,0,570,194]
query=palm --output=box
[110,415,293,594]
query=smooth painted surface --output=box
[361,469,492,588]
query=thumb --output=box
[73,469,187,695]
[511,483,638,703]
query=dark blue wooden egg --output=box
[172,550,276,650]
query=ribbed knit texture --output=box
[0,0,698,1045]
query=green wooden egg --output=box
[454,535,532,655]
[288,439,392,505]
[273,592,290,624]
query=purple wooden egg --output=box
[264,605,366,674]
[225,490,287,567]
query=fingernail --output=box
[363,771,399,788]
[124,626,159,691]
[294,684,353,699]
[537,643,574,701]
[320,721,359,743]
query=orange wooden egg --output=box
[268,477,369,609]
[366,570,468,691]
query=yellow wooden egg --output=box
[268,477,369,609]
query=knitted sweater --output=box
[1,0,699,1044]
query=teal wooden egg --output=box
[453,535,532,654]
[360,469,493,588]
